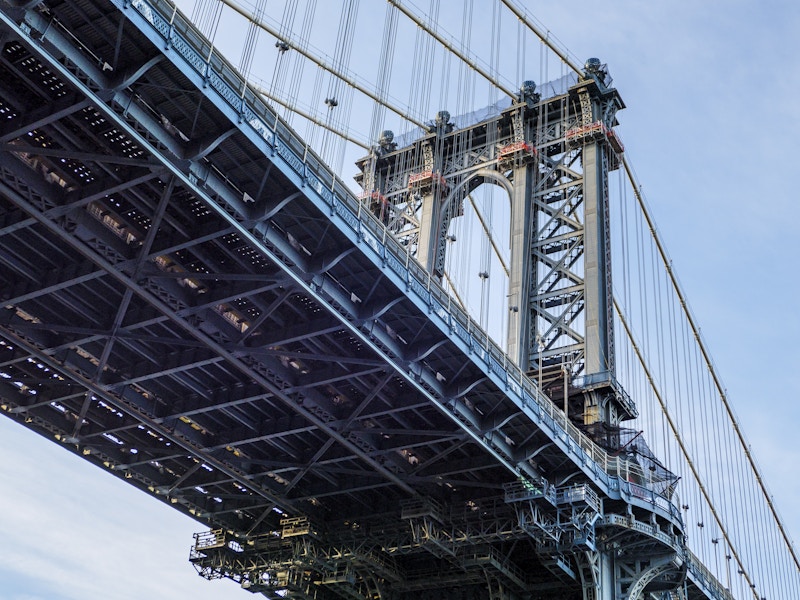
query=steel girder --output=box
[0,1,710,599]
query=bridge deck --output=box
[0,0,726,598]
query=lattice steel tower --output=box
[357,59,635,432]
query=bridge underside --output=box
[0,1,722,599]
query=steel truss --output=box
[356,67,633,426]
[0,0,726,598]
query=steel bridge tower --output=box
[350,62,687,600]
[0,0,703,597]
[357,59,635,433]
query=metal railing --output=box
[119,0,680,525]
[685,548,736,600]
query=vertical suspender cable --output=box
[368,3,399,144]
[283,0,315,127]
[614,299,757,593]
[211,0,428,128]
[386,0,517,99]
[498,0,583,75]
[622,155,800,572]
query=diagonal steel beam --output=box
[94,176,177,379]
[0,143,160,168]
[0,94,93,143]
[0,172,418,496]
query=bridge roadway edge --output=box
[204,0,684,522]
[0,0,734,597]
[117,0,682,522]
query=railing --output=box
[503,478,557,505]
[119,0,680,525]
[573,370,638,419]
[604,514,681,553]
[556,484,601,514]
[685,548,736,600]
[193,528,226,550]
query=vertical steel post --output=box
[507,164,534,369]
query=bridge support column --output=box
[507,164,535,371]
[577,550,616,600]
[416,188,439,276]
[414,113,452,278]
[600,551,616,600]
[582,138,616,426]
[582,141,613,383]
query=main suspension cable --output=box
[213,0,428,130]
[199,2,797,576]
[386,0,517,99]
[621,155,800,572]
[498,0,583,75]
[613,298,756,593]
[251,84,369,150]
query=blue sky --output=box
[542,0,800,539]
[2,1,799,598]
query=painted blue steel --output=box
[6,0,680,526]
[100,0,682,525]
[4,0,728,593]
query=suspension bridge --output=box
[0,1,797,599]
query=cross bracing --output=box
[0,1,796,600]
[0,0,682,597]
